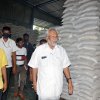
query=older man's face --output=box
[47,30,58,47]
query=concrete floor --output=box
[7,82,37,100]
[7,85,65,100]
[7,74,65,100]
[7,73,37,100]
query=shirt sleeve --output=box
[1,49,8,68]
[11,40,17,52]
[28,48,39,68]
[62,48,71,68]
[24,48,27,56]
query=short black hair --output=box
[39,39,47,45]
[2,26,11,33]
[16,37,23,43]
[23,33,29,37]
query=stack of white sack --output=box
[56,0,100,100]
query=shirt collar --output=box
[1,37,10,42]
[45,43,58,52]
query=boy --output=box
[14,37,27,100]
[0,48,7,100]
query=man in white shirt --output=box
[28,28,73,100]
[0,26,17,100]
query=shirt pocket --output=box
[40,56,48,67]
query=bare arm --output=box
[63,67,73,95]
[24,56,27,65]
[2,66,7,92]
[12,51,17,75]
[24,56,28,70]
[32,68,38,92]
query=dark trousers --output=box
[14,65,26,93]
[36,94,38,100]
[0,89,2,100]
[1,67,12,100]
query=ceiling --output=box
[17,0,66,28]
[23,0,65,18]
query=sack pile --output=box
[57,0,100,100]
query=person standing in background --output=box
[39,39,47,45]
[28,28,73,100]
[0,26,17,100]
[23,33,33,64]
[0,48,7,100]
[23,33,34,82]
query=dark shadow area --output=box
[7,73,37,100]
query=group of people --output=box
[0,26,35,100]
[0,26,73,100]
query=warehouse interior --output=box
[0,0,100,100]
[0,0,65,28]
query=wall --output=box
[0,23,38,44]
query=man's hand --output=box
[12,66,17,75]
[21,55,26,60]
[24,65,28,70]
[32,83,37,93]
[3,82,7,92]
[68,80,73,95]
[32,68,38,93]
[12,52,17,75]
[63,67,73,95]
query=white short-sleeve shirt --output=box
[0,38,17,68]
[28,43,71,99]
